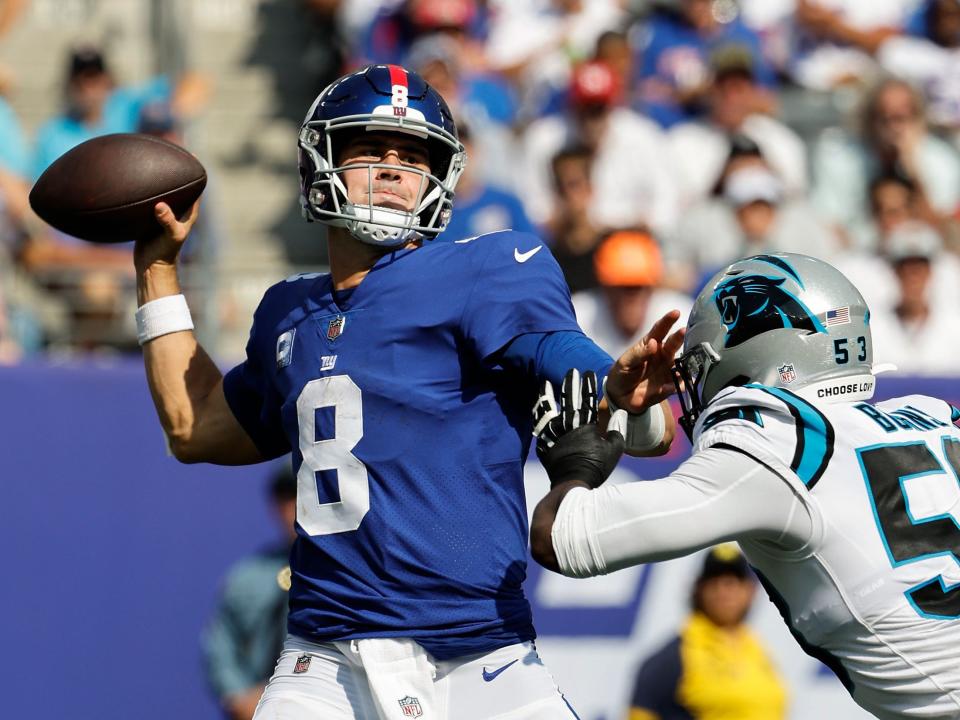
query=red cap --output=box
[409,0,476,30]
[570,61,621,107]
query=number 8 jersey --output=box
[695,384,960,718]
[222,231,583,661]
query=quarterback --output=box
[531,253,960,719]
[132,64,681,719]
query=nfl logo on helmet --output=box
[398,696,423,718]
[778,363,797,384]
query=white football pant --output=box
[252,635,580,720]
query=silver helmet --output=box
[673,253,878,439]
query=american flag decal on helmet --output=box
[825,306,851,326]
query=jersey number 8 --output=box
[295,376,369,536]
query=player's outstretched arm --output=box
[602,310,685,456]
[530,370,625,572]
[135,201,263,465]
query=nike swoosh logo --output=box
[482,659,518,682]
[514,246,542,263]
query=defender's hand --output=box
[134,199,200,273]
[605,310,686,414]
[533,369,626,489]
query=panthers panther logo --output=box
[713,274,825,348]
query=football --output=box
[29,133,207,243]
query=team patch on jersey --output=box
[293,654,311,674]
[320,355,337,372]
[276,329,296,369]
[778,363,797,384]
[398,696,423,718]
[327,315,346,341]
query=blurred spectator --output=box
[301,0,348,91]
[484,0,625,121]
[835,173,960,313]
[668,47,807,209]
[407,33,518,189]
[667,136,838,293]
[869,222,960,375]
[203,467,297,720]
[811,77,960,247]
[361,0,488,67]
[571,229,692,357]
[542,144,603,293]
[878,0,960,137]
[0,287,20,364]
[440,121,536,241]
[791,0,913,91]
[0,94,29,179]
[595,29,633,93]
[522,60,679,236]
[626,545,788,720]
[32,45,207,178]
[630,0,776,129]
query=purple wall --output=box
[1,359,955,719]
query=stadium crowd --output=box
[1,0,959,374]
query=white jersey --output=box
[551,384,960,719]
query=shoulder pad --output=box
[696,384,835,489]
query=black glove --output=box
[533,369,625,489]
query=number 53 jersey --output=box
[222,232,582,661]
[695,385,960,718]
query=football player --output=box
[531,253,960,720]
[133,64,684,719]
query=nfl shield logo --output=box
[327,315,346,341]
[398,696,423,718]
[293,654,311,674]
[778,363,797,384]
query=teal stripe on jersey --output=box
[748,385,835,488]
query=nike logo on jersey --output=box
[482,659,518,682]
[514,246,542,263]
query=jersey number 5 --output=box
[858,439,960,619]
[296,376,369,536]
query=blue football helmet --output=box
[298,64,466,247]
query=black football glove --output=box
[532,369,626,489]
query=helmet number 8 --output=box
[295,376,369,536]
[392,84,408,108]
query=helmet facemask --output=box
[299,115,465,247]
[673,342,721,442]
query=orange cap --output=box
[593,231,663,287]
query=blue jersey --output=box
[223,231,583,659]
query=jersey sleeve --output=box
[693,385,836,491]
[222,292,292,460]
[459,232,582,361]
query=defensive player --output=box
[132,65,682,719]
[531,253,960,719]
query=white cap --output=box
[885,221,942,263]
[723,166,783,207]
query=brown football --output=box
[29,133,207,243]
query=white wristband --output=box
[136,294,194,345]
[606,393,666,453]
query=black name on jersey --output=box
[817,381,874,398]
[855,403,949,433]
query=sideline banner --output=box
[0,361,954,719]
